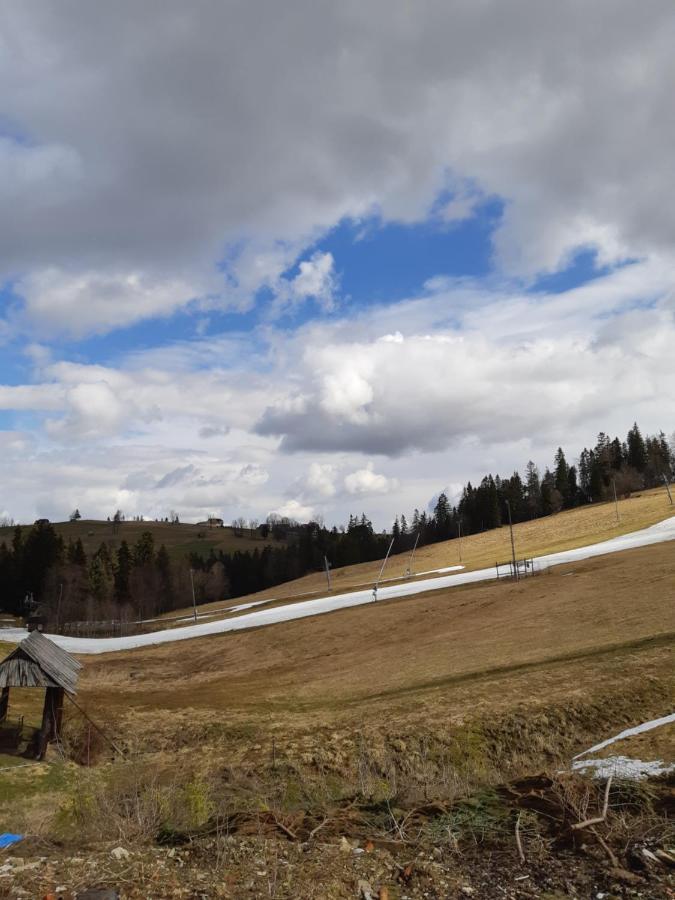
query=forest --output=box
[0,422,672,626]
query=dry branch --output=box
[571,775,612,831]
[515,811,525,864]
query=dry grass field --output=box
[1,524,673,898]
[75,540,675,740]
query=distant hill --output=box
[0,518,286,562]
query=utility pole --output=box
[663,474,674,506]
[505,500,519,581]
[612,478,620,523]
[324,555,332,590]
[408,533,420,577]
[457,519,463,563]
[190,568,197,622]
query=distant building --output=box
[197,517,224,528]
[34,518,50,526]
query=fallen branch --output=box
[571,775,612,831]
[515,811,525,864]
[308,817,328,841]
[272,817,297,841]
[589,826,619,869]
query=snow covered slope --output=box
[2,515,674,655]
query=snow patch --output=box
[573,712,675,760]
[1,515,674,655]
[572,756,675,780]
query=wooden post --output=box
[38,687,65,758]
[0,687,9,723]
[664,475,673,506]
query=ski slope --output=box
[2,515,674,655]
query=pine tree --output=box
[115,541,132,601]
[67,538,87,566]
[525,461,542,518]
[553,448,570,506]
[626,423,647,473]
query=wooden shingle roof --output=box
[0,631,81,694]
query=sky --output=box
[1,1,674,529]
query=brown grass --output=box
[78,540,675,734]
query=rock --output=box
[110,846,130,861]
[460,887,475,896]
[339,836,352,853]
[357,880,374,900]
[432,846,443,860]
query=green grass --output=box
[0,760,72,816]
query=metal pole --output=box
[457,520,463,563]
[506,500,518,581]
[376,537,395,587]
[663,475,673,506]
[190,568,197,622]
[324,555,332,590]
[408,533,420,576]
[612,478,620,523]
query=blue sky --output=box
[0,1,674,527]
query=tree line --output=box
[0,528,226,624]
[0,422,672,623]
[190,422,673,597]
[388,423,673,547]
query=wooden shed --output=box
[0,632,81,758]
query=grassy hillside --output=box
[0,517,285,561]
[78,539,675,722]
[182,484,674,615]
[2,534,673,897]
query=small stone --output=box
[339,836,352,853]
[460,888,475,897]
[357,880,374,900]
[110,846,130,861]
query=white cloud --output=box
[344,463,398,496]
[0,258,674,527]
[271,498,315,522]
[16,268,212,338]
[238,464,269,486]
[305,462,337,498]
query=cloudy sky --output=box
[1,1,674,528]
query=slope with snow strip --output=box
[1,515,674,655]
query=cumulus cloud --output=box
[2,1,675,334]
[271,499,315,522]
[305,462,338,498]
[344,463,398,496]
[256,258,675,455]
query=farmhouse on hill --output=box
[197,516,224,527]
[0,631,81,759]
